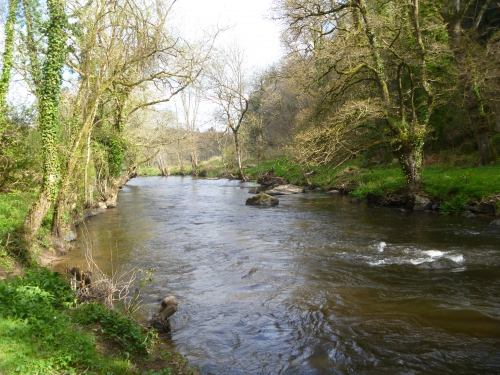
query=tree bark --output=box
[22,191,52,250]
[232,129,246,181]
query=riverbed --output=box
[66,176,500,374]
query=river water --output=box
[67,176,500,374]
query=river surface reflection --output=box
[67,176,500,374]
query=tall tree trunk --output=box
[156,147,170,176]
[52,99,99,237]
[232,129,246,181]
[0,0,19,136]
[396,142,424,193]
[22,0,67,249]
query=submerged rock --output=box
[417,258,462,271]
[266,184,304,196]
[245,193,279,206]
[105,194,117,208]
[327,189,341,194]
[460,211,476,219]
[248,187,261,194]
[349,197,363,204]
[490,219,500,227]
[63,231,77,242]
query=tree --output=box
[21,0,69,248]
[180,85,202,172]
[275,0,453,192]
[49,0,210,237]
[435,0,500,165]
[245,67,282,163]
[206,44,250,180]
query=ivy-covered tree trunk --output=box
[0,0,19,136]
[23,0,68,249]
[394,138,425,193]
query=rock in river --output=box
[149,296,178,333]
[266,184,305,196]
[246,193,279,206]
[490,219,500,227]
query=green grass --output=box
[138,166,162,176]
[422,165,500,201]
[0,268,136,374]
[0,191,37,268]
[244,157,500,213]
[0,268,199,375]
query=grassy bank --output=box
[243,158,500,215]
[0,267,198,375]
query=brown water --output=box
[66,176,500,374]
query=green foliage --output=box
[0,268,142,374]
[439,194,468,215]
[0,192,35,244]
[0,0,19,134]
[350,170,406,198]
[108,137,126,177]
[93,130,127,178]
[72,302,153,355]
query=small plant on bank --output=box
[439,194,469,215]
[72,302,154,355]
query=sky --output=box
[173,0,284,69]
[168,0,285,129]
[2,0,285,125]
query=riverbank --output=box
[0,196,199,374]
[139,156,500,217]
[0,266,200,375]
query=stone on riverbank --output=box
[413,194,433,211]
[246,193,279,206]
[266,184,304,196]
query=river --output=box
[65,176,500,374]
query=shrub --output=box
[439,194,468,215]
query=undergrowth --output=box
[0,267,197,375]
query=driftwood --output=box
[66,266,92,290]
[149,296,178,333]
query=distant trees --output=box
[206,44,250,180]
